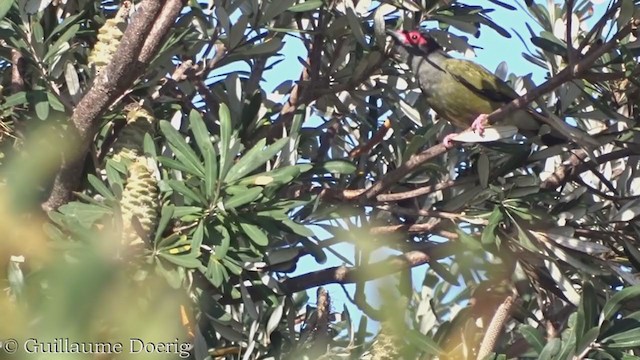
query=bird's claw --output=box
[471,114,489,136]
[442,133,458,149]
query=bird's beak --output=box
[385,29,404,43]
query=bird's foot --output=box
[471,114,489,136]
[442,133,459,148]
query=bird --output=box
[386,28,573,148]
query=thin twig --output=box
[359,21,634,201]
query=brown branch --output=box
[476,295,515,360]
[348,119,392,159]
[10,49,25,93]
[359,21,634,201]
[540,149,633,190]
[138,0,185,63]
[377,205,469,222]
[369,220,458,236]
[280,242,454,294]
[42,0,179,212]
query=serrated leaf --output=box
[168,180,206,204]
[223,186,262,209]
[159,120,205,177]
[189,110,218,200]
[225,137,289,183]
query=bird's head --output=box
[386,29,441,62]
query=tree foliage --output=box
[1,0,640,359]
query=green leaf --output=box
[406,329,442,355]
[58,202,111,225]
[263,0,297,21]
[601,285,640,323]
[237,38,283,56]
[218,103,233,180]
[602,326,640,349]
[0,0,14,21]
[321,159,357,175]
[189,110,218,200]
[157,156,202,177]
[538,338,561,360]
[158,253,201,269]
[87,174,115,200]
[188,221,203,256]
[238,164,312,186]
[159,120,204,177]
[205,257,227,287]
[429,261,459,285]
[575,327,599,356]
[47,92,65,112]
[531,32,566,56]
[29,90,49,120]
[481,207,503,246]
[288,0,323,12]
[282,218,314,237]
[519,324,545,354]
[345,6,368,48]
[223,186,263,209]
[154,205,175,245]
[239,221,269,246]
[225,137,289,183]
[168,180,206,204]
[174,206,203,219]
[0,92,27,109]
[576,281,598,351]
[213,224,231,260]
[44,23,79,63]
[617,0,635,31]
[478,153,489,188]
[456,229,483,250]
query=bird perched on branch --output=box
[386,28,583,148]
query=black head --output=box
[386,28,441,61]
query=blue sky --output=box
[274,1,552,332]
[209,0,609,334]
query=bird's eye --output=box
[410,34,419,41]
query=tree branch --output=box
[281,242,454,294]
[358,21,634,201]
[42,0,181,212]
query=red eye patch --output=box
[404,30,428,47]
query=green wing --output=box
[441,58,518,104]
